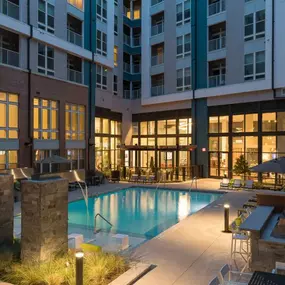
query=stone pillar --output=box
[0,174,14,246]
[21,178,69,262]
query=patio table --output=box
[248,271,285,285]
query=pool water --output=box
[68,187,222,239]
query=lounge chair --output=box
[220,178,230,188]
[218,264,252,285]
[110,170,120,182]
[148,175,156,183]
[244,180,254,189]
[232,179,242,189]
[139,175,147,183]
[208,276,220,285]
[130,174,138,183]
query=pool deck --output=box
[13,178,256,284]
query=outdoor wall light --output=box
[223,204,230,233]
[75,251,84,285]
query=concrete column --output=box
[0,174,14,246]
[21,178,69,262]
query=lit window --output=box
[96,30,107,56]
[114,46,118,66]
[233,115,244,133]
[244,51,265,81]
[33,98,58,140]
[96,65,108,90]
[65,103,85,140]
[0,92,18,139]
[68,0,83,10]
[66,149,85,169]
[0,150,17,170]
[262,113,276,132]
[38,43,54,76]
[97,0,107,23]
[38,0,54,34]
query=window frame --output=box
[96,0,107,23]
[37,43,55,76]
[244,9,265,42]
[176,0,191,26]
[176,67,191,92]
[96,65,108,90]
[244,51,265,81]
[96,30,107,56]
[65,103,85,140]
[38,0,55,34]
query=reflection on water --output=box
[68,188,222,238]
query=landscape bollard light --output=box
[75,251,84,285]
[224,204,230,233]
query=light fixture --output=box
[75,251,84,285]
[223,204,230,233]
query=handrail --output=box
[94,213,112,233]
[189,176,197,191]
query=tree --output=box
[233,155,251,180]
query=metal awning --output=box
[118,144,197,151]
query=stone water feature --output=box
[0,174,14,246]
[21,178,69,262]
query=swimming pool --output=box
[68,187,222,240]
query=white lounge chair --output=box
[218,264,252,285]
[220,178,230,188]
[209,276,221,285]
[244,180,254,189]
[232,179,242,189]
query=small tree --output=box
[233,155,251,180]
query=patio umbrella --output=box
[250,157,285,174]
[40,155,72,173]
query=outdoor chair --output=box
[244,180,254,190]
[139,175,147,183]
[218,264,252,285]
[110,170,120,183]
[208,276,221,285]
[130,174,138,183]
[220,178,230,188]
[232,179,242,189]
[148,175,156,183]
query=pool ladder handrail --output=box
[189,176,198,191]
[156,172,166,190]
[94,213,113,233]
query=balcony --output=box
[208,74,225,88]
[151,85,164,96]
[124,34,131,46]
[132,89,141,99]
[209,36,226,52]
[151,22,164,36]
[1,0,19,20]
[208,0,225,16]
[123,62,131,73]
[133,64,141,74]
[0,47,19,67]
[151,0,163,6]
[151,54,164,66]
[68,69,82,84]
[133,36,141,47]
[67,30,82,47]
[124,34,141,47]
[123,90,130,99]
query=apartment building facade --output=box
[1,0,285,182]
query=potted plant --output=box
[233,155,251,181]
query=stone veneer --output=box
[21,178,69,262]
[0,174,14,246]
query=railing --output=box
[151,85,164,96]
[0,47,19,67]
[151,0,163,6]
[67,29,82,47]
[133,64,141,73]
[133,36,141,47]
[123,34,131,46]
[123,6,131,19]
[208,0,226,16]
[1,0,19,20]
[151,22,164,36]
[132,89,141,99]
[124,90,131,99]
[208,36,226,52]
[151,54,164,66]
[208,74,226,88]
[68,69,82,84]
[94,213,112,233]
[123,62,131,73]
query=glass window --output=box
[96,30,107,56]
[38,0,54,34]
[68,0,83,10]
[219,137,228,152]
[277,136,285,154]
[209,117,219,133]
[277,112,285,132]
[157,137,166,146]
[209,137,218,151]
[140,122,147,135]
[0,93,18,139]
[95,117,101,133]
[133,137,139,145]
[233,115,244,133]
[0,150,17,170]
[167,120,176,134]
[148,121,155,135]
[102,118,109,134]
[167,137,176,146]
[262,113,276,132]
[33,98,58,140]
[148,137,155,146]
[262,136,276,153]
[179,119,188,134]
[157,120,166,134]
[38,43,54,76]
[245,136,258,152]
[65,103,85,140]
[132,122,138,136]
[179,137,188,146]
[220,116,229,133]
[233,136,244,152]
[96,0,107,22]
[245,113,258,132]
[141,138,147,146]
[96,65,108,90]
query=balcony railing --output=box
[151,85,164,96]
[67,29,82,47]
[151,22,164,36]
[124,34,131,46]
[133,36,141,47]
[1,0,19,20]
[124,6,131,19]
[123,62,131,73]
[208,36,226,52]
[0,47,19,67]
[133,64,141,74]
[68,69,82,84]
[208,74,225,88]
[151,0,163,6]
[209,0,226,16]
[124,90,131,99]
[151,54,164,66]
[132,89,141,99]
